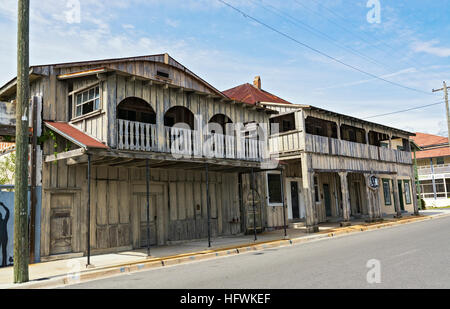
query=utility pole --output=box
[433,81,450,142]
[14,0,30,283]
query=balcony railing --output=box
[117,120,266,162]
[303,133,412,164]
[418,164,450,176]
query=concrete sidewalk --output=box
[2,209,449,289]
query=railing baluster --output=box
[124,120,129,150]
[118,119,124,149]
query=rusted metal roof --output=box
[44,121,108,150]
[223,83,292,105]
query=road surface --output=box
[63,215,450,289]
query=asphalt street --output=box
[63,215,450,289]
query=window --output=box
[436,157,445,165]
[75,85,100,117]
[380,142,389,148]
[404,180,412,204]
[382,179,391,205]
[397,145,405,151]
[314,176,320,203]
[267,173,283,205]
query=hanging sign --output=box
[368,175,379,190]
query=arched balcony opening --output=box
[164,106,195,155]
[117,97,157,151]
[164,106,194,129]
[208,114,234,159]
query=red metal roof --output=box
[411,132,448,148]
[223,83,292,105]
[45,121,108,149]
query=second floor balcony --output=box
[116,119,267,162]
[269,132,412,164]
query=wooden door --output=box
[138,194,157,248]
[398,181,405,211]
[290,181,300,219]
[50,193,74,255]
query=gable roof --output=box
[223,83,292,105]
[411,132,448,148]
[0,54,226,100]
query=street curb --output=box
[7,212,450,289]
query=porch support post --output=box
[430,158,437,201]
[301,153,319,233]
[251,168,257,241]
[280,168,287,237]
[411,174,419,216]
[146,159,151,257]
[206,163,211,247]
[393,176,402,218]
[339,172,351,227]
[364,173,375,222]
[86,154,92,267]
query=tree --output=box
[0,152,16,186]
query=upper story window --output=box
[75,85,100,117]
[436,157,445,165]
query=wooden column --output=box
[364,173,375,222]
[393,176,402,218]
[411,169,419,215]
[339,172,351,226]
[301,153,319,233]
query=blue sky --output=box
[0,0,449,135]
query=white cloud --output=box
[412,40,450,58]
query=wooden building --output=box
[0,55,276,260]
[224,77,419,232]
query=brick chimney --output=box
[253,76,261,89]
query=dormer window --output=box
[75,85,100,117]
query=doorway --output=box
[349,181,363,215]
[323,184,332,217]
[286,178,305,220]
[137,194,157,248]
[398,180,405,211]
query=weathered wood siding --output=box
[40,146,243,256]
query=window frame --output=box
[71,83,102,120]
[404,180,412,204]
[266,171,284,207]
[382,178,392,206]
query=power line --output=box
[304,0,427,71]
[218,0,434,96]
[253,0,397,72]
[363,101,445,119]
